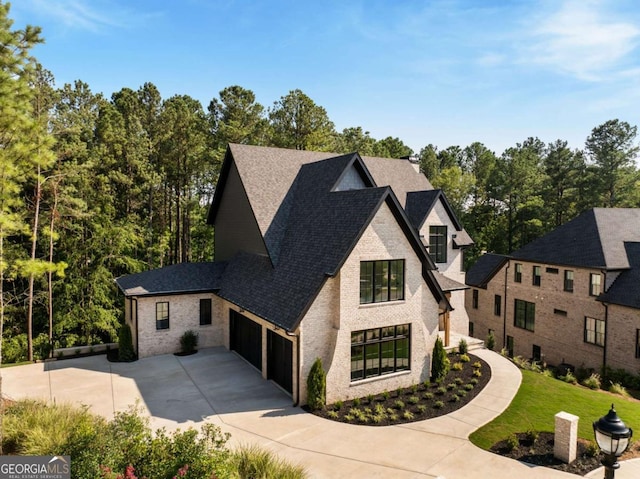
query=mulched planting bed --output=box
[491,432,640,476]
[310,352,490,426]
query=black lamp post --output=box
[593,404,633,479]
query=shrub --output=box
[417,404,427,414]
[450,394,460,402]
[584,440,599,457]
[423,392,434,400]
[541,368,555,378]
[423,380,431,388]
[334,400,343,411]
[327,410,339,419]
[436,386,447,395]
[505,434,519,452]
[382,390,390,401]
[396,387,404,397]
[33,333,52,360]
[458,338,468,355]
[408,396,419,405]
[353,397,361,407]
[2,334,28,363]
[472,361,482,369]
[525,429,539,445]
[469,378,479,385]
[431,337,450,382]
[389,413,399,421]
[456,389,467,397]
[561,371,577,385]
[307,358,326,411]
[464,383,474,391]
[459,353,470,363]
[179,330,198,354]
[411,384,419,394]
[454,377,464,385]
[118,324,136,361]
[609,382,630,397]
[451,362,463,371]
[446,383,456,390]
[486,331,495,351]
[394,400,405,410]
[374,404,386,416]
[366,394,375,404]
[402,410,414,420]
[233,445,306,479]
[582,373,601,390]
[433,401,444,409]
[473,369,482,378]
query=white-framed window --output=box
[584,317,605,346]
[156,302,169,330]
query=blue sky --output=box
[11,0,640,155]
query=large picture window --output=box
[514,299,535,331]
[585,317,605,346]
[428,226,447,263]
[360,260,404,304]
[351,324,410,381]
[156,302,169,330]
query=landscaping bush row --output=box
[2,399,306,479]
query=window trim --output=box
[472,289,479,309]
[350,324,411,381]
[514,299,535,332]
[494,294,502,316]
[564,270,574,293]
[360,259,405,304]
[584,317,605,347]
[589,273,601,296]
[428,225,447,263]
[514,263,522,283]
[532,266,541,286]
[199,298,212,326]
[156,301,169,330]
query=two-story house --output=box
[465,208,640,374]
[116,144,473,405]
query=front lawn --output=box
[470,369,640,450]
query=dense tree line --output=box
[1,3,638,363]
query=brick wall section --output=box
[135,293,224,358]
[467,259,607,370]
[606,304,640,372]
[298,202,440,405]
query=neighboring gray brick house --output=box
[466,208,640,374]
[116,144,474,405]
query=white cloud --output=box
[20,0,154,33]
[526,0,640,81]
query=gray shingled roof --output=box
[598,242,640,309]
[115,262,227,296]
[465,253,508,288]
[511,208,640,269]
[405,189,474,247]
[208,144,433,241]
[216,153,446,330]
[434,271,469,292]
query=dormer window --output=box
[428,226,447,263]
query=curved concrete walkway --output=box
[3,347,637,478]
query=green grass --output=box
[470,369,640,450]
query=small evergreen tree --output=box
[307,358,326,411]
[487,331,495,351]
[118,324,135,361]
[431,337,450,383]
[458,338,468,355]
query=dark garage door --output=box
[230,310,262,371]
[267,330,293,394]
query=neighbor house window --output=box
[360,260,405,304]
[532,345,541,362]
[546,267,559,274]
[554,308,567,316]
[532,266,541,286]
[506,336,514,358]
[590,273,601,296]
[472,289,479,309]
[156,302,169,330]
[200,298,212,325]
[469,322,474,337]
[494,294,502,316]
[350,324,410,381]
[584,317,605,346]
[428,226,447,263]
[514,263,522,283]
[636,330,640,358]
[514,299,535,331]
[564,270,574,292]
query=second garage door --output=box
[229,310,262,371]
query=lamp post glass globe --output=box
[593,404,633,478]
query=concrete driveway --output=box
[5,347,637,478]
